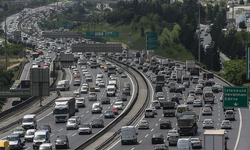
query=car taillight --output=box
[221,124,224,125]
[154,149,156,150]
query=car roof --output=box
[8,135,19,137]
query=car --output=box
[186,96,195,104]
[154,144,169,150]
[173,93,182,100]
[169,86,176,92]
[122,87,130,96]
[150,107,158,115]
[88,92,97,101]
[55,135,69,149]
[76,98,85,107]
[152,100,161,109]
[221,120,232,129]
[225,110,235,120]
[100,64,105,69]
[183,82,189,88]
[212,85,219,93]
[78,123,92,134]
[24,129,36,142]
[101,97,110,104]
[178,84,185,91]
[86,77,92,82]
[194,88,203,95]
[156,92,165,99]
[204,104,213,111]
[167,130,179,140]
[119,94,127,101]
[138,120,149,129]
[196,84,204,90]
[39,124,51,133]
[96,72,103,78]
[73,78,81,86]
[168,135,179,146]
[225,130,229,139]
[104,110,115,118]
[160,120,172,129]
[121,73,127,78]
[66,118,79,130]
[113,101,123,110]
[94,86,101,92]
[74,73,80,78]
[98,81,105,87]
[214,83,222,92]
[152,133,164,144]
[190,138,202,149]
[111,107,118,115]
[92,118,104,128]
[202,119,214,128]
[75,104,79,112]
[193,99,202,107]
[80,86,88,93]
[12,127,26,137]
[202,107,212,115]
[71,116,81,125]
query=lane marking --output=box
[58,128,63,132]
[81,114,84,117]
[72,133,77,137]
[139,140,142,143]
[50,133,54,137]
[86,110,89,113]
[234,108,242,150]
[155,123,158,126]
[151,128,154,132]
[145,134,148,138]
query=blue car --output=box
[104,110,115,118]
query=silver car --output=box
[138,120,149,129]
[221,120,232,129]
[24,129,36,142]
[78,123,92,134]
[88,92,97,101]
[203,119,214,128]
[12,127,26,137]
[152,100,161,109]
[76,98,85,107]
[193,99,202,107]
[66,118,79,130]
[113,101,123,110]
[202,107,212,115]
[190,138,202,149]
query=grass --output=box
[73,23,195,62]
[0,57,26,70]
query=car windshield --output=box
[26,131,35,135]
[153,134,162,137]
[23,118,33,123]
[14,128,23,131]
[81,124,90,128]
[93,105,100,108]
[68,119,76,123]
[93,120,101,123]
[7,136,19,141]
[34,135,45,140]
[76,99,84,102]
[54,108,68,114]
[178,141,189,148]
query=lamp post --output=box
[198,2,201,63]
[127,33,131,68]
[211,49,219,71]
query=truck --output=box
[177,111,198,136]
[106,85,116,97]
[177,68,187,83]
[108,80,117,87]
[150,56,157,65]
[141,50,147,58]
[186,60,196,71]
[90,87,95,92]
[139,57,145,65]
[9,80,30,90]
[161,59,169,66]
[204,130,227,150]
[156,75,165,86]
[108,66,116,77]
[6,135,25,150]
[0,140,10,150]
[56,80,70,91]
[190,68,200,76]
[162,101,176,117]
[203,73,214,80]
[53,97,75,123]
[32,52,39,60]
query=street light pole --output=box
[198,3,201,63]
[4,12,7,70]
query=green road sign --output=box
[55,23,62,28]
[146,32,158,50]
[66,23,73,29]
[86,32,105,38]
[247,43,250,80]
[223,86,249,108]
[106,32,119,37]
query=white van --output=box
[106,85,116,97]
[145,108,154,118]
[121,126,138,145]
[56,80,70,91]
[177,138,193,150]
[22,114,37,130]
[91,102,102,114]
[33,130,50,149]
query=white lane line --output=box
[131,148,135,150]
[81,114,84,117]
[155,123,158,126]
[58,128,63,132]
[218,118,220,121]
[100,114,103,117]
[159,118,161,121]
[151,128,154,132]
[86,110,89,114]
[68,68,73,84]
[38,112,53,121]
[50,133,54,137]
[234,108,242,150]
[145,134,148,138]
[72,133,77,137]
[139,140,142,143]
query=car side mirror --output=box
[136,133,138,135]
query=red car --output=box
[74,73,80,78]
[110,107,118,115]
[44,63,50,67]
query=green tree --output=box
[152,13,161,22]
[239,21,247,29]
[159,27,172,48]
[140,27,145,36]
[151,23,156,32]
[139,16,149,27]
[130,20,138,31]
[171,24,181,43]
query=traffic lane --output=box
[20,58,33,80]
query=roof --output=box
[23,114,36,118]
[204,130,225,135]
[121,126,135,129]
[7,135,19,137]
[56,97,74,101]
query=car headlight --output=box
[63,142,67,144]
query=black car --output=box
[143,68,148,73]
[123,82,131,89]
[168,136,179,146]
[104,110,115,118]
[160,120,172,129]
[100,97,110,104]
[154,144,169,150]
[55,135,69,149]
[119,94,127,101]
[137,65,143,70]
[92,118,104,128]
[175,87,183,94]
[122,87,130,96]
[169,86,176,92]
[39,124,51,133]
[152,133,165,144]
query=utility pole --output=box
[127,33,131,69]
[198,3,201,63]
[4,11,7,70]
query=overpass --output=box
[0,90,30,98]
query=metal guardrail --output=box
[0,91,30,98]
[94,58,151,150]
[75,57,143,150]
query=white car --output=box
[113,101,123,110]
[96,73,103,78]
[80,86,88,93]
[167,130,179,140]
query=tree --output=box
[130,20,138,31]
[140,27,145,36]
[3,4,8,12]
[239,21,247,29]
[171,24,181,43]
[151,23,156,32]
[159,27,172,48]
[139,16,149,27]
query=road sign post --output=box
[247,43,250,80]
[146,32,158,50]
[223,86,249,108]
